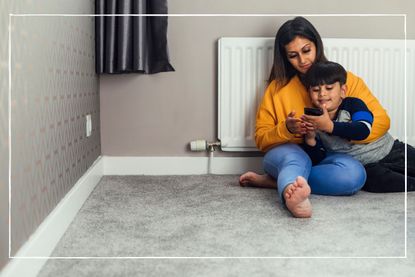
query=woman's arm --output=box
[346,72,390,144]
[255,87,295,152]
[254,80,307,152]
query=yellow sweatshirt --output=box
[255,71,391,152]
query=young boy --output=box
[301,61,415,192]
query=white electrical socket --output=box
[86,114,92,137]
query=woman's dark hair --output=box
[268,16,327,87]
[303,61,347,89]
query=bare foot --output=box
[284,176,312,218]
[239,172,277,189]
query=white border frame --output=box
[6,13,407,267]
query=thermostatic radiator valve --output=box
[190,140,221,152]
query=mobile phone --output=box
[304,107,323,116]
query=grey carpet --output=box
[38,175,415,276]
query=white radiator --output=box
[218,37,415,151]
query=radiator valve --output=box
[190,140,221,152]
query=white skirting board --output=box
[0,156,104,277]
[0,155,263,277]
[103,156,264,175]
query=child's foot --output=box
[284,176,312,218]
[239,172,276,189]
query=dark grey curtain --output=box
[95,0,175,74]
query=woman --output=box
[239,17,390,218]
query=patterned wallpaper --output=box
[1,0,100,266]
[0,0,11,270]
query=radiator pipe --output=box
[189,140,221,174]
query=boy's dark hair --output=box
[303,61,347,89]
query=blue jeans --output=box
[263,143,366,201]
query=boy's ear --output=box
[340,84,347,99]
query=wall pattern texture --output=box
[0,0,11,270]
[1,0,100,267]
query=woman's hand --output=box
[301,105,334,133]
[286,110,309,135]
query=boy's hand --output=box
[301,104,334,133]
[304,129,317,146]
